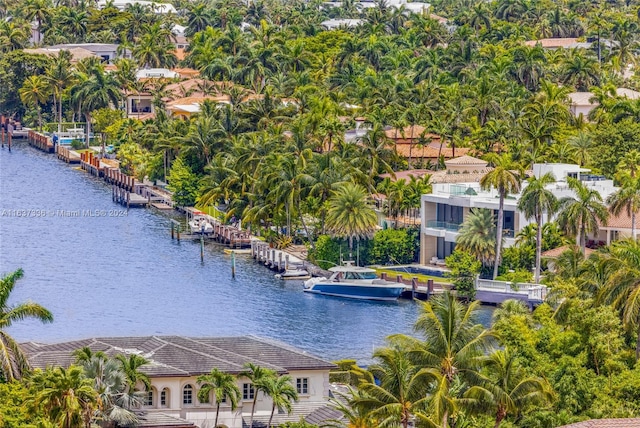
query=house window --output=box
[243,383,255,400]
[160,388,168,407]
[296,378,308,395]
[183,385,193,405]
[144,389,153,406]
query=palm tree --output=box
[325,182,378,260]
[45,49,74,133]
[0,268,53,381]
[354,344,440,428]
[327,387,378,428]
[115,354,150,393]
[261,374,298,428]
[19,75,50,131]
[71,60,121,147]
[608,176,640,240]
[518,172,558,283]
[456,208,497,270]
[31,365,97,428]
[463,349,553,427]
[557,178,608,255]
[597,239,640,359]
[480,154,524,279]
[390,292,494,426]
[197,368,241,428]
[240,363,278,428]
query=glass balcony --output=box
[425,220,461,231]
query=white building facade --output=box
[420,162,618,264]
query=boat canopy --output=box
[328,265,377,273]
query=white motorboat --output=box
[303,261,404,301]
[275,269,311,280]
[188,216,214,234]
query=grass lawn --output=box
[374,268,452,284]
[196,205,225,220]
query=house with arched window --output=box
[24,335,336,428]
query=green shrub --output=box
[369,228,417,265]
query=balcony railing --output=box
[425,220,461,231]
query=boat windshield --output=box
[343,271,377,280]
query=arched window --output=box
[160,387,169,408]
[144,388,154,407]
[183,384,193,405]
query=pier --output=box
[28,130,54,152]
[170,208,253,248]
[56,145,81,163]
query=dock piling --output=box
[231,251,236,279]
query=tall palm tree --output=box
[71,60,121,147]
[261,374,298,428]
[557,177,608,255]
[240,363,278,428]
[197,368,241,428]
[391,292,494,427]
[596,239,640,359]
[325,182,378,260]
[19,75,50,131]
[45,49,74,133]
[518,172,558,283]
[463,349,553,427]
[481,154,524,279]
[31,365,97,428]
[456,208,497,270]
[354,344,440,428]
[0,269,53,381]
[608,176,640,240]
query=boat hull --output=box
[303,282,404,301]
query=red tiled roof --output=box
[524,38,578,48]
[541,245,594,258]
[599,211,640,230]
[379,169,431,181]
[393,143,470,159]
[559,419,640,428]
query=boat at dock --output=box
[188,216,213,234]
[303,262,404,301]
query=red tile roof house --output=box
[24,336,337,428]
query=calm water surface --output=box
[0,142,491,364]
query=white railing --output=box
[475,278,547,300]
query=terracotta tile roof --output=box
[599,211,640,230]
[24,336,336,377]
[164,79,232,100]
[175,47,186,61]
[393,143,470,159]
[541,245,594,258]
[379,169,431,181]
[172,68,200,78]
[444,155,488,166]
[384,125,427,139]
[559,419,640,428]
[524,38,578,48]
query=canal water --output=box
[0,142,491,364]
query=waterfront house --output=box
[47,43,123,63]
[419,162,618,265]
[383,125,470,166]
[24,335,336,428]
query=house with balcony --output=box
[24,335,336,428]
[419,160,619,265]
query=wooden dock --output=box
[56,145,81,163]
[112,185,148,208]
[27,130,54,152]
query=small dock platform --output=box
[56,145,81,163]
[112,186,148,208]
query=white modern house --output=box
[25,336,336,428]
[97,0,177,14]
[419,160,619,265]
